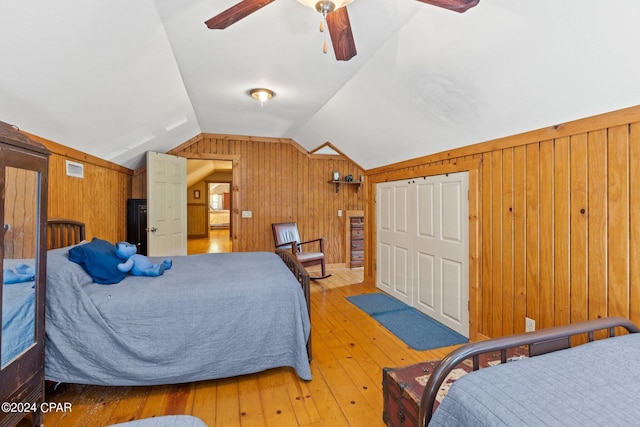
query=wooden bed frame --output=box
[276,248,312,360]
[47,218,86,250]
[45,219,313,361]
[418,316,640,426]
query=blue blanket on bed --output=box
[429,333,640,426]
[45,247,311,385]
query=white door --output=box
[376,172,469,337]
[413,173,469,337]
[146,151,187,256]
[377,182,414,305]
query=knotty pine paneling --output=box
[586,130,608,327]
[47,153,131,242]
[569,133,588,326]
[365,105,640,340]
[133,135,364,264]
[187,203,208,237]
[511,145,526,338]
[28,133,133,244]
[4,167,38,259]
[553,137,571,328]
[630,123,640,329]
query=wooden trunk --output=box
[382,347,528,426]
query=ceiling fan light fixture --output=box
[249,88,274,106]
[315,1,334,14]
[297,0,353,15]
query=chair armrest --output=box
[276,240,301,255]
[298,237,325,252]
[298,237,325,246]
[275,240,297,249]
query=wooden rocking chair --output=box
[272,222,331,280]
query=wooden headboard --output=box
[47,218,86,250]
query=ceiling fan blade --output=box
[326,7,357,61]
[416,0,479,13]
[205,0,276,29]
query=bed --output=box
[209,209,230,228]
[419,316,640,426]
[44,219,312,386]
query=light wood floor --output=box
[23,266,459,426]
[188,229,233,254]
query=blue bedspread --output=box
[429,333,640,426]
[45,246,311,385]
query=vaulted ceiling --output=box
[1,1,639,170]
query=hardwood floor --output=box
[24,268,459,427]
[188,229,232,254]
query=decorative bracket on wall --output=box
[329,180,362,193]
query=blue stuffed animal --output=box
[115,242,172,277]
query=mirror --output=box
[1,166,39,368]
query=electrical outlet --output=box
[241,211,252,218]
[525,317,535,332]
[338,210,342,217]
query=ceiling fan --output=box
[205,0,479,61]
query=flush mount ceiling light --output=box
[249,88,274,106]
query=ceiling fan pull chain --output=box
[321,14,329,54]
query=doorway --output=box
[186,159,233,254]
[205,181,232,252]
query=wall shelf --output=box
[329,180,362,193]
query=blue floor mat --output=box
[346,292,468,350]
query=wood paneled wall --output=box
[28,134,133,243]
[365,105,640,339]
[187,203,208,237]
[4,167,39,259]
[133,134,364,263]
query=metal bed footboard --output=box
[419,316,640,426]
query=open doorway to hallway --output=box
[186,159,233,255]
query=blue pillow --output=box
[68,237,126,284]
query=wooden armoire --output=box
[0,122,49,427]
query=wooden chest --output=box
[382,347,528,427]
[351,238,365,250]
[349,215,364,267]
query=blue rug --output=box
[346,292,468,351]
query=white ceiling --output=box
[1,1,640,170]
[186,159,232,187]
